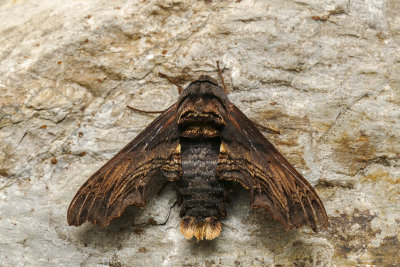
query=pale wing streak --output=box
[227,105,316,220]
[265,163,308,218]
[261,158,319,222]
[110,159,164,204]
[252,164,287,209]
[82,104,176,191]
[83,158,162,221]
[219,152,318,225]
[270,157,323,220]
[220,155,288,211]
[271,153,318,199]
[72,105,178,220]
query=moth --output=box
[67,75,328,241]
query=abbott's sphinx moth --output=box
[67,75,328,241]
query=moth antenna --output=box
[159,72,184,94]
[127,105,165,114]
[131,201,177,228]
[216,61,229,94]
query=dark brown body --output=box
[172,77,231,239]
[177,137,227,239]
[179,137,226,219]
[67,75,328,241]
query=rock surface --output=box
[1,0,399,266]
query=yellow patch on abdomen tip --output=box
[180,217,221,241]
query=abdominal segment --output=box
[177,137,227,241]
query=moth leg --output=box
[149,201,178,226]
[157,180,171,196]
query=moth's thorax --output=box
[177,97,227,131]
[174,77,230,241]
[177,88,228,140]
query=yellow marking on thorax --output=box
[175,144,181,153]
[220,143,226,153]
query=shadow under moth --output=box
[67,75,328,241]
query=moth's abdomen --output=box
[178,137,226,240]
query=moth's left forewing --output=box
[217,103,328,231]
[67,103,181,227]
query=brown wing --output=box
[218,103,328,231]
[67,103,181,227]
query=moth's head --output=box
[176,75,229,132]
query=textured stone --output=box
[0,0,399,266]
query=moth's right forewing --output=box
[218,103,328,231]
[67,103,181,227]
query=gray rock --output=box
[1,0,399,266]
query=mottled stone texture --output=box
[0,0,399,266]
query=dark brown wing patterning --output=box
[67,103,180,227]
[218,103,328,231]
